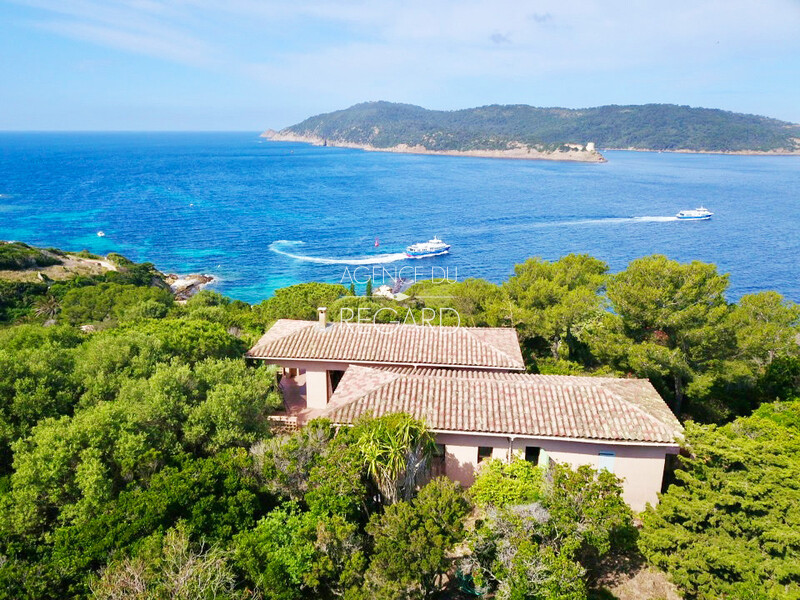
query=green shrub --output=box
[59,283,174,325]
[0,242,62,270]
[470,458,544,508]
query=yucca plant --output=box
[356,413,436,504]
[33,294,60,320]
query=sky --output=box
[1,0,799,130]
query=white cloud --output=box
[9,0,800,119]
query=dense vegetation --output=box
[0,249,171,325]
[330,254,799,424]
[0,244,798,599]
[280,101,800,152]
[640,401,800,598]
[0,242,62,270]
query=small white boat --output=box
[676,207,713,220]
[97,231,106,237]
[405,236,451,258]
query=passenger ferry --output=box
[405,237,451,258]
[676,207,713,220]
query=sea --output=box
[1,132,798,303]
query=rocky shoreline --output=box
[164,273,215,301]
[261,130,607,163]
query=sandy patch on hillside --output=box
[0,252,117,282]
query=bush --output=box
[465,463,635,599]
[0,242,62,270]
[363,477,471,599]
[470,458,544,508]
[59,283,174,325]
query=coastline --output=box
[165,273,216,301]
[0,241,215,301]
[601,147,800,157]
[261,131,607,163]
[262,131,800,159]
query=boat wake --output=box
[269,240,408,265]
[631,216,680,222]
[527,215,681,227]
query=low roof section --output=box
[246,319,525,371]
[321,365,683,446]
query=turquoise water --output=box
[1,132,798,303]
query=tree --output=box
[234,505,367,600]
[305,431,370,519]
[761,355,800,402]
[91,524,243,600]
[33,294,60,320]
[726,291,800,368]
[251,419,370,519]
[354,413,436,505]
[365,278,373,298]
[503,254,608,361]
[59,283,173,325]
[639,401,800,599]
[708,291,800,415]
[0,325,82,472]
[250,419,335,501]
[362,477,471,599]
[406,278,509,328]
[233,503,314,600]
[258,283,348,322]
[583,255,731,416]
[3,359,278,537]
[184,361,281,453]
[46,451,265,597]
[464,463,635,600]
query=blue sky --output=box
[1,0,799,130]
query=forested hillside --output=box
[0,244,798,599]
[275,101,800,152]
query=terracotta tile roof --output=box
[322,366,683,444]
[247,320,525,370]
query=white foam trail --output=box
[542,216,680,226]
[270,240,408,265]
[631,216,680,222]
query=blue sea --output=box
[1,132,798,303]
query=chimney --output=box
[318,306,328,328]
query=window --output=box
[525,446,541,465]
[478,446,493,463]
[329,370,346,392]
[430,444,446,477]
[598,452,616,473]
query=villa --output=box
[246,308,683,511]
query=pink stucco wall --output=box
[273,360,352,408]
[303,368,330,410]
[435,432,675,512]
[265,358,675,511]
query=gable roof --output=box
[247,320,525,370]
[322,365,683,445]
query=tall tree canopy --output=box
[639,401,800,599]
[584,255,731,416]
[503,254,608,361]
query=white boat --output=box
[676,207,713,220]
[97,231,106,237]
[405,236,451,258]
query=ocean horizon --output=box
[1,131,798,303]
